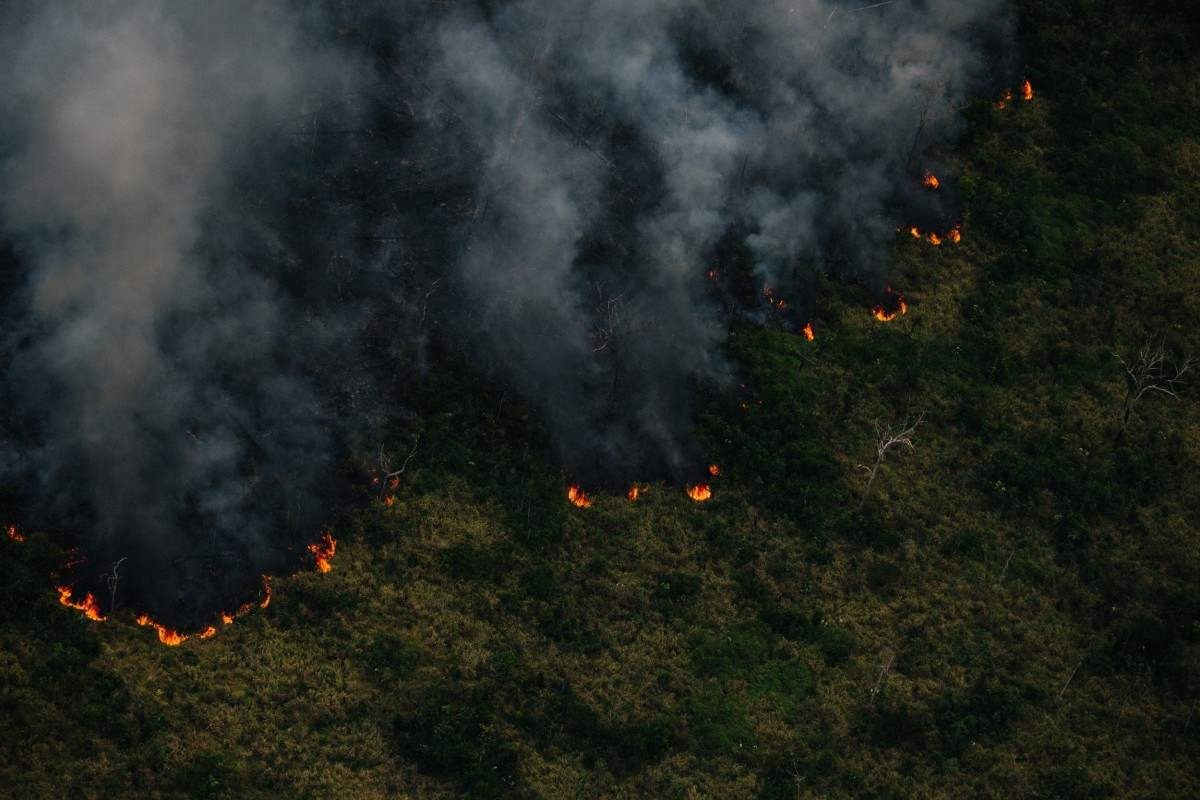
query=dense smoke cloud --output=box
[0,0,1012,621]
[0,1,357,623]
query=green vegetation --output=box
[2,1,1198,797]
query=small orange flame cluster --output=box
[53,527,332,645]
[57,585,106,621]
[627,484,642,502]
[802,321,815,341]
[923,172,940,190]
[908,224,962,247]
[567,484,593,508]
[996,80,1034,109]
[7,524,24,542]
[763,285,788,311]
[136,614,187,646]
[307,531,337,573]
[686,464,721,503]
[130,573,273,647]
[872,286,909,323]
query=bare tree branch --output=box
[858,411,925,511]
[1117,339,1191,431]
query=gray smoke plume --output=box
[392,0,1013,483]
[0,1,359,624]
[0,0,1013,623]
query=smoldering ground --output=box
[0,0,1013,625]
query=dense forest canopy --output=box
[1,0,1198,797]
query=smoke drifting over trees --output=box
[0,0,1013,623]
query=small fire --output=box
[307,531,337,574]
[383,495,396,507]
[627,484,641,501]
[221,612,234,625]
[926,232,943,246]
[6,524,23,542]
[996,88,1014,110]
[260,575,272,609]
[708,464,721,477]
[922,172,940,190]
[909,226,921,239]
[200,625,217,639]
[763,286,788,311]
[1021,79,1034,101]
[871,286,908,323]
[948,226,962,244]
[567,484,592,508]
[802,321,815,341]
[57,585,106,622]
[388,476,400,490]
[687,484,713,502]
[136,614,187,647]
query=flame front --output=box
[802,321,815,341]
[1021,79,1034,101]
[6,524,23,542]
[909,226,921,239]
[948,226,962,244]
[199,625,217,639]
[687,484,713,502]
[872,286,908,323]
[567,484,593,508]
[926,232,943,246]
[57,585,106,622]
[307,532,337,573]
[136,614,187,646]
[922,172,940,190]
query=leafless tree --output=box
[104,556,127,613]
[1117,339,1191,432]
[858,411,925,510]
[869,652,896,704]
[378,434,421,488]
[590,284,626,354]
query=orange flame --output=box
[687,484,713,502]
[388,476,400,490]
[763,286,788,311]
[627,484,641,502]
[6,524,24,542]
[221,612,234,625]
[383,495,396,507]
[136,614,187,646]
[948,226,962,244]
[802,321,815,341]
[307,532,337,574]
[996,88,1014,109]
[260,575,272,609]
[909,226,921,239]
[708,464,721,477]
[199,625,217,639]
[872,286,908,322]
[1021,79,1033,101]
[922,172,940,190]
[567,484,592,508]
[926,232,943,246]
[57,585,106,622]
